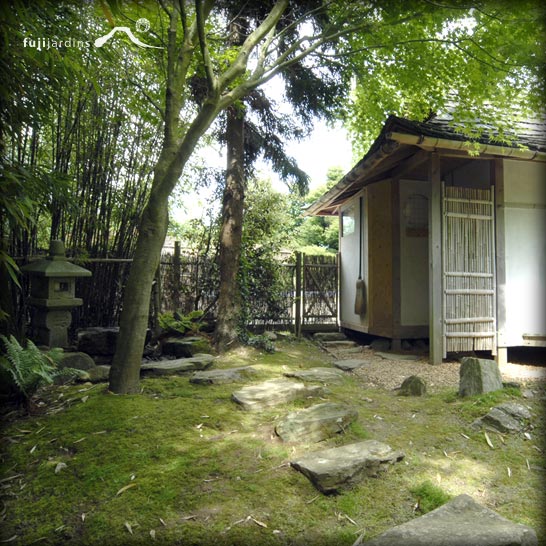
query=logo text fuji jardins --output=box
[23,37,90,51]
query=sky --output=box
[172,118,355,223]
[265,119,354,192]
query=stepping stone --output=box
[322,340,358,349]
[333,359,368,371]
[231,379,325,411]
[337,347,363,354]
[291,440,404,494]
[376,351,419,361]
[459,356,503,397]
[283,367,345,384]
[140,354,214,376]
[362,493,538,545]
[276,403,358,443]
[190,366,257,385]
[313,332,347,342]
[471,402,532,433]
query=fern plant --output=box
[158,309,206,336]
[0,335,73,403]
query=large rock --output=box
[77,327,119,356]
[161,336,211,358]
[231,379,325,411]
[59,351,96,371]
[459,357,503,397]
[363,494,537,545]
[86,365,111,383]
[472,402,532,433]
[140,354,214,376]
[190,366,257,385]
[399,375,427,396]
[276,402,358,443]
[333,359,368,371]
[291,440,404,494]
[283,367,345,384]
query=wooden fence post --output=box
[295,251,302,336]
[173,241,181,310]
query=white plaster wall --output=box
[400,180,430,326]
[339,193,368,329]
[502,159,546,345]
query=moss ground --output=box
[1,337,544,545]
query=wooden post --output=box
[391,178,401,342]
[173,241,181,310]
[493,158,507,364]
[428,152,443,364]
[295,251,302,336]
[336,251,341,327]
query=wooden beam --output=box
[428,152,443,364]
[390,149,429,179]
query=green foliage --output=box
[293,168,342,252]
[0,335,69,402]
[341,2,545,155]
[410,480,452,514]
[239,332,276,353]
[158,310,206,336]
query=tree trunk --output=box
[108,188,169,394]
[214,106,245,352]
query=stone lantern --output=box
[21,240,92,348]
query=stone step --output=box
[291,440,404,494]
[362,494,537,545]
[333,359,368,371]
[313,332,347,342]
[190,366,257,385]
[322,340,358,349]
[140,354,214,376]
[283,367,345,384]
[231,379,325,411]
[276,402,357,443]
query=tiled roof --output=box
[384,113,546,152]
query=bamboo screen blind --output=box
[442,185,496,355]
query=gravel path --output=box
[325,345,546,392]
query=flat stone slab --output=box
[231,379,325,411]
[363,493,537,545]
[283,367,345,384]
[190,366,257,385]
[322,340,358,349]
[333,359,368,371]
[472,402,532,433]
[276,403,358,443]
[376,351,419,361]
[140,354,214,376]
[291,440,404,494]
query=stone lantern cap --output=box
[21,240,92,278]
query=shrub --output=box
[0,335,76,406]
[159,310,206,336]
